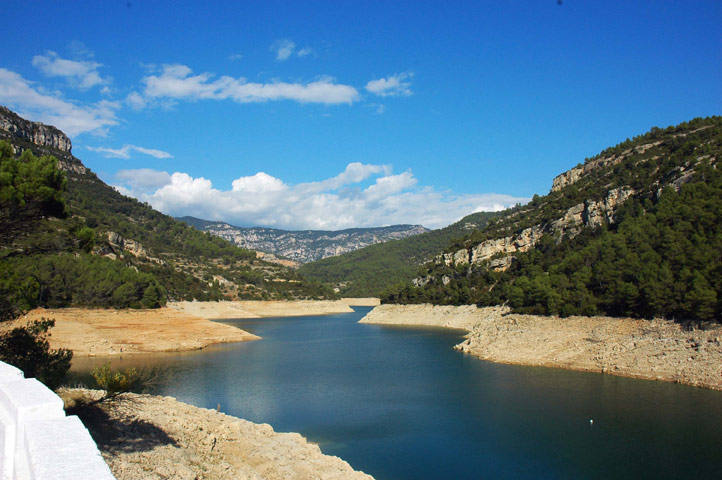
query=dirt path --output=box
[361,304,722,390]
[61,389,374,480]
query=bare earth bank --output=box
[3,308,259,356]
[360,304,722,391]
[60,389,374,480]
[167,300,357,319]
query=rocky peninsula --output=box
[361,304,722,390]
[61,389,374,480]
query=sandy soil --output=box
[341,298,380,307]
[3,308,259,356]
[361,304,722,390]
[167,300,357,319]
[61,389,374,480]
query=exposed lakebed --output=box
[72,307,722,479]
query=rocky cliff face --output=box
[0,105,86,174]
[434,185,635,274]
[180,217,430,264]
[0,106,72,153]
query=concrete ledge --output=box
[0,361,115,479]
[25,416,114,480]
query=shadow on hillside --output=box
[67,396,177,454]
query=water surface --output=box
[72,307,722,479]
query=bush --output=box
[0,318,72,390]
[91,362,160,398]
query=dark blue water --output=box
[72,307,722,479]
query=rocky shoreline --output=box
[360,304,722,390]
[61,389,374,480]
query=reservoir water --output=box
[72,307,722,479]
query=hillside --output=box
[177,216,429,263]
[298,211,498,297]
[0,106,336,320]
[384,117,722,323]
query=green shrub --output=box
[91,363,143,397]
[0,318,72,390]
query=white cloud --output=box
[0,68,119,136]
[297,47,313,57]
[31,51,109,89]
[125,91,147,110]
[86,144,173,159]
[113,163,527,230]
[141,64,359,105]
[115,168,172,190]
[228,53,244,61]
[272,39,296,60]
[366,72,413,97]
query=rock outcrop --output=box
[0,105,72,153]
[0,104,87,174]
[436,185,634,272]
[100,231,164,264]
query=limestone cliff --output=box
[0,105,86,174]
[0,106,72,153]
[435,185,634,273]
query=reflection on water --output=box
[71,307,722,480]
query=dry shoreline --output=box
[3,307,259,356]
[61,388,374,480]
[3,299,378,357]
[360,304,722,391]
[167,298,378,319]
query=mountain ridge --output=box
[177,215,429,263]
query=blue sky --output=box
[1,0,720,229]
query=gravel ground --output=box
[60,389,375,480]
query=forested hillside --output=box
[0,107,336,320]
[384,117,722,323]
[299,211,499,296]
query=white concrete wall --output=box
[0,361,115,480]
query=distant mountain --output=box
[0,106,336,319]
[298,211,499,297]
[384,116,722,323]
[177,216,430,264]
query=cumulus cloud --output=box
[228,53,244,62]
[366,72,413,97]
[113,162,527,230]
[297,46,314,57]
[32,51,109,89]
[86,144,173,159]
[0,68,119,136]
[140,64,359,105]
